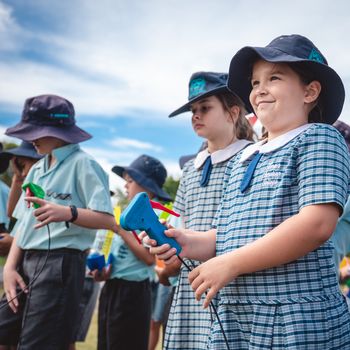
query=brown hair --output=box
[216,91,254,141]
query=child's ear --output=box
[304,80,321,104]
[228,105,240,123]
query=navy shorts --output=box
[0,248,86,349]
[98,278,151,350]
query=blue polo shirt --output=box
[13,143,113,250]
[0,180,9,229]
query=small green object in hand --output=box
[22,183,45,208]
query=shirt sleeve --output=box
[75,157,114,215]
[296,124,350,214]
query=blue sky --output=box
[1,0,350,190]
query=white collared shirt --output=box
[194,139,252,169]
[240,124,312,163]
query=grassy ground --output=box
[76,310,162,350]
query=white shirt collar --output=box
[239,124,312,163]
[194,139,252,169]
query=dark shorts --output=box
[0,248,86,349]
[98,278,151,350]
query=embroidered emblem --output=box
[308,48,324,63]
[49,113,70,118]
[189,78,206,98]
[261,163,283,188]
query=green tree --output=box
[163,176,180,202]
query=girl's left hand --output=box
[25,197,71,228]
[188,253,238,309]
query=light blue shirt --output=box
[332,198,350,273]
[0,180,9,229]
[109,232,153,281]
[13,143,113,250]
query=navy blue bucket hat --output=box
[5,94,92,143]
[169,72,229,117]
[112,154,172,202]
[228,34,345,124]
[0,141,42,164]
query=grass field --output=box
[76,310,162,349]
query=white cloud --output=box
[109,138,162,152]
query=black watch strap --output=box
[69,205,78,223]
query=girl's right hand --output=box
[142,228,190,264]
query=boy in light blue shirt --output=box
[92,154,171,350]
[0,94,116,349]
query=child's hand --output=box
[155,266,170,286]
[188,253,238,309]
[25,197,71,228]
[142,228,189,264]
[90,264,112,282]
[3,266,28,313]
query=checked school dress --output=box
[164,140,251,350]
[211,124,350,349]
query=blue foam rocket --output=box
[120,192,182,254]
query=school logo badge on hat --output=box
[228,34,345,124]
[169,72,229,117]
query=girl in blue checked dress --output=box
[161,71,254,349]
[150,35,350,349]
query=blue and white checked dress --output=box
[164,140,251,350]
[211,124,350,349]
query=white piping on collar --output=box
[239,124,312,163]
[194,139,252,169]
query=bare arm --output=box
[147,228,217,263]
[24,196,117,231]
[189,204,340,308]
[117,227,155,266]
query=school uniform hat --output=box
[169,71,229,117]
[112,154,172,202]
[0,141,43,160]
[5,94,92,143]
[333,120,350,151]
[228,34,345,124]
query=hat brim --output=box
[169,86,228,117]
[112,165,172,202]
[1,145,42,160]
[5,122,92,143]
[228,46,345,124]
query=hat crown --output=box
[268,34,328,65]
[22,94,76,127]
[131,155,167,187]
[188,72,228,100]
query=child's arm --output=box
[3,236,27,313]
[146,228,217,263]
[24,197,116,231]
[117,227,155,266]
[189,203,339,308]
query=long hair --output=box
[216,91,254,141]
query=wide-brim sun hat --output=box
[227,34,345,124]
[169,72,229,117]
[5,94,92,143]
[0,141,43,160]
[112,154,172,202]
